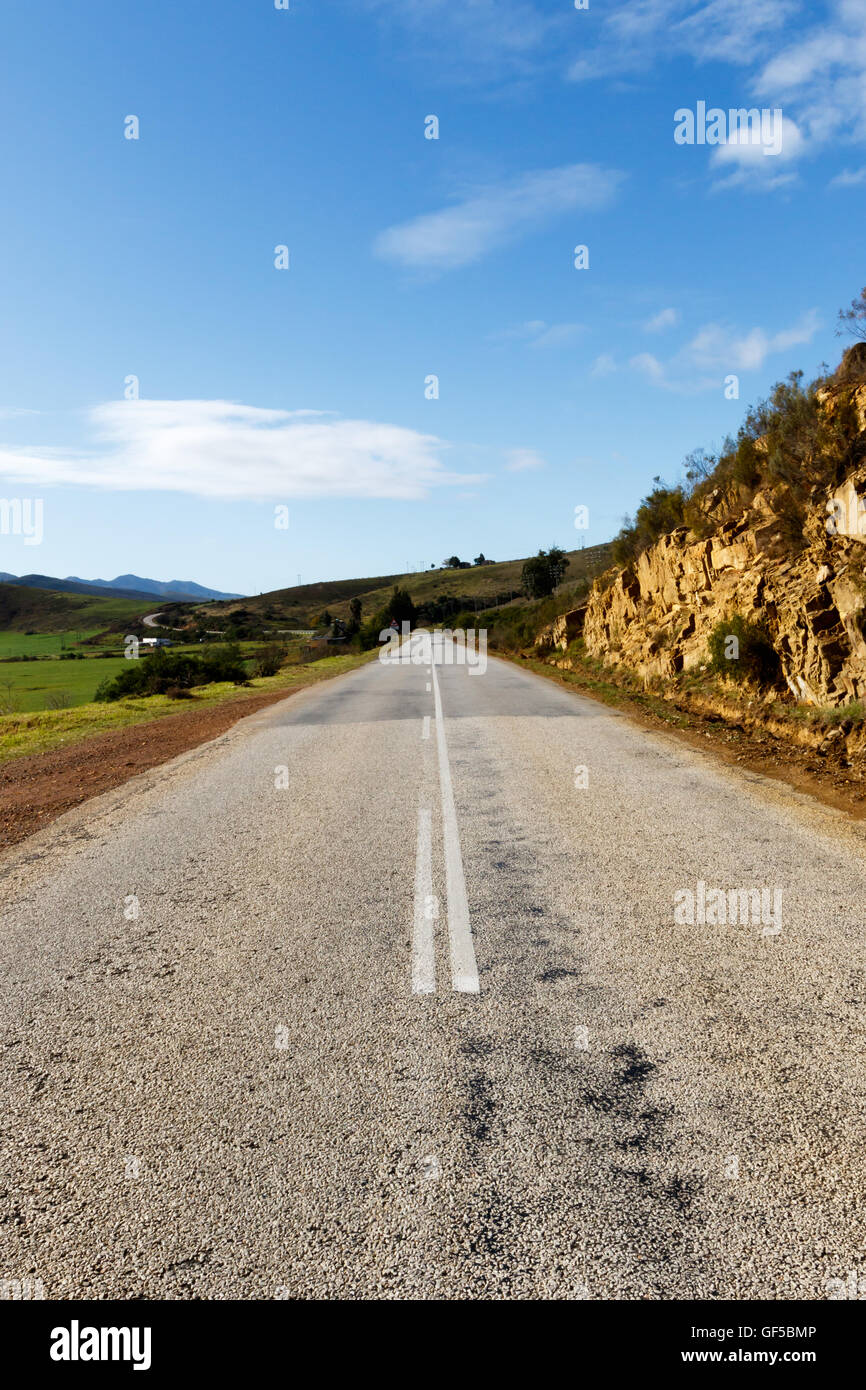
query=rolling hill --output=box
[196,544,613,627]
[0,582,154,635]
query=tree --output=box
[443,555,462,568]
[521,546,570,599]
[346,596,362,635]
[473,552,492,565]
[837,286,866,341]
[315,609,332,628]
[386,586,417,626]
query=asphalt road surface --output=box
[2,642,865,1300]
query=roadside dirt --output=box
[0,688,297,850]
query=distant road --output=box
[1,645,865,1298]
[142,611,163,628]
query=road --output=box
[1,641,865,1300]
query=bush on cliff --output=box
[707,615,780,688]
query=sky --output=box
[0,0,865,595]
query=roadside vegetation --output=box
[707,614,781,687]
[0,651,374,762]
[610,347,866,570]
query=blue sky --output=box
[1,0,864,594]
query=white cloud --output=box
[373,164,624,272]
[530,322,583,348]
[629,352,667,383]
[753,4,866,146]
[568,0,798,83]
[627,309,821,389]
[359,0,562,82]
[505,448,546,472]
[0,399,482,501]
[830,164,866,186]
[709,114,804,190]
[644,307,680,332]
[493,319,583,348]
[567,1,866,187]
[685,309,820,370]
[590,352,617,376]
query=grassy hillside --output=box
[198,545,612,627]
[0,583,153,637]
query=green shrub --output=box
[252,643,288,678]
[707,614,780,687]
[94,644,248,702]
[612,481,686,566]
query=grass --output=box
[0,639,313,711]
[0,651,375,762]
[198,545,613,628]
[0,631,104,658]
[789,699,866,727]
[0,582,153,634]
[0,656,130,711]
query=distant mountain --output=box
[0,573,159,601]
[65,574,243,600]
[0,573,243,602]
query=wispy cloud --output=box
[627,308,821,390]
[829,164,866,186]
[629,352,667,384]
[0,399,482,501]
[567,1,866,188]
[373,163,624,272]
[505,447,546,472]
[644,307,680,332]
[684,309,820,370]
[568,0,798,84]
[492,319,583,348]
[359,0,562,82]
[590,352,617,377]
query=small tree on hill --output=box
[521,546,570,599]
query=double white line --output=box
[412,660,479,995]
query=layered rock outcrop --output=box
[561,364,866,706]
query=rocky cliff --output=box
[545,351,866,707]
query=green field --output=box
[0,651,375,762]
[0,656,130,711]
[0,630,103,658]
[0,639,309,713]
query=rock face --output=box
[580,388,866,706]
[536,603,587,654]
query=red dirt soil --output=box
[0,688,296,851]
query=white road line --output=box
[422,715,431,740]
[431,661,480,994]
[426,682,431,692]
[412,808,436,994]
